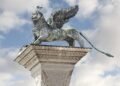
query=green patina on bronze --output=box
[31,5,114,57]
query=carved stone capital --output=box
[15,45,90,86]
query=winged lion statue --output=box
[31,5,113,57]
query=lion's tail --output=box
[79,32,114,57]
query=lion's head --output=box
[32,6,43,23]
[32,11,43,21]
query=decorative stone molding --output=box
[15,45,90,86]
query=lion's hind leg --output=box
[66,29,84,47]
[65,37,75,47]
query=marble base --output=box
[15,45,90,86]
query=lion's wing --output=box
[47,5,79,29]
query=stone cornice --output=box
[15,45,90,70]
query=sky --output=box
[0,0,120,86]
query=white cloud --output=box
[66,0,99,17]
[70,64,120,86]
[78,0,98,17]
[0,47,35,86]
[0,0,49,86]
[0,73,13,86]
[0,0,50,34]
[0,0,49,13]
[70,0,120,86]
[8,76,35,86]
[0,11,29,33]
[65,0,77,5]
[0,0,120,86]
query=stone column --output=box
[15,45,90,86]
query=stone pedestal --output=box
[15,45,90,86]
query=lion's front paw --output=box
[30,42,40,45]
